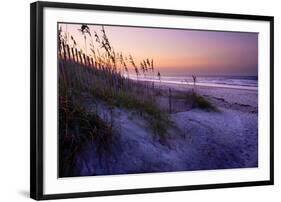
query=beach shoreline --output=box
[128,75,258,91]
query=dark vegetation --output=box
[174,91,218,111]
[59,95,113,177]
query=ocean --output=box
[129,75,258,90]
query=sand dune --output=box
[67,82,258,176]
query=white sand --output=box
[154,81,258,109]
[72,82,258,176]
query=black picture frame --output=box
[30,1,274,200]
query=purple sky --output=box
[59,23,258,76]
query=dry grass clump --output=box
[59,93,113,177]
[174,91,218,111]
[89,81,171,137]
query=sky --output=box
[59,23,258,76]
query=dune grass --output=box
[59,93,114,177]
[89,81,171,138]
[174,91,218,111]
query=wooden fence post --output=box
[77,51,84,86]
[62,42,67,61]
[91,58,94,68]
[83,53,87,66]
[75,48,79,63]
[78,51,83,65]
[82,53,89,84]
[169,88,172,114]
[66,45,71,61]
[58,43,62,59]
[86,55,91,84]
[71,47,75,62]
[61,42,69,87]
[70,47,79,85]
[87,56,90,67]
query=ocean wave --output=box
[128,75,258,91]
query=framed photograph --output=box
[30,1,274,200]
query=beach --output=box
[66,80,258,176]
[155,80,258,112]
[58,23,259,177]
